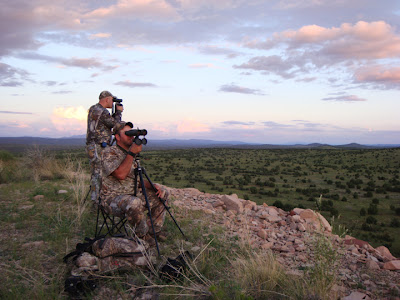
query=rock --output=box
[261,242,274,250]
[365,259,380,270]
[212,200,225,208]
[342,291,371,300]
[266,215,282,223]
[221,194,243,213]
[291,208,304,215]
[297,223,306,232]
[172,200,184,207]
[58,190,68,194]
[344,238,372,250]
[265,207,279,217]
[184,188,203,196]
[316,212,332,232]
[226,210,236,218]
[33,195,44,201]
[383,260,400,271]
[257,229,268,240]
[375,246,397,262]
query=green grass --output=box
[140,148,400,256]
[0,146,399,298]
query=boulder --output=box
[375,246,397,261]
[383,260,400,271]
[257,229,268,240]
[221,194,243,213]
[298,209,331,232]
[365,259,380,270]
[265,207,279,217]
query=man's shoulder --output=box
[103,145,123,157]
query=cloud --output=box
[322,94,367,102]
[222,121,256,126]
[115,81,157,88]
[89,32,112,39]
[197,45,242,58]
[354,65,400,89]
[17,52,115,70]
[233,55,300,79]
[188,63,216,68]
[176,119,210,133]
[0,111,34,115]
[0,63,30,87]
[240,21,400,88]
[219,84,264,95]
[83,0,180,22]
[50,106,87,133]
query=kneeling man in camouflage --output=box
[100,121,168,242]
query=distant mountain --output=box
[0,136,398,152]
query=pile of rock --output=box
[168,187,400,299]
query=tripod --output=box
[133,156,186,256]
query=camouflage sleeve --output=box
[100,108,122,129]
[102,147,125,177]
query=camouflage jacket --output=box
[86,103,122,145]
[100,145,139,200]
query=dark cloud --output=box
[52,90,73,94]
[219,83,264,95]
[233,55,302,79]
[0,111,33,115]
[197,45,243,58]
[222,120,255,126]
[115,81,157,88]
[17,52,113,70]
[0,63,30,87]
[322,95,367,102]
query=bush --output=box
[367,203,378,215]
[0,150,15,161]
[390,218,400,228]
[360,208,366,216]
[366,216,377,225]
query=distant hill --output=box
[0,136,398,152]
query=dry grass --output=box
[230,249,289,299]
[64,156,90,226]
[24,146,65,182]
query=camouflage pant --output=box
[86,144,103,201]
[103,187,168,237]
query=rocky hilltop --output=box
[167,187,400,299]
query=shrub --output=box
[366,216,377,225]
[367,203,378,215]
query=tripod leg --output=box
[142,168,186,240]
[137,168,161,256]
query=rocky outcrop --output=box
[167,187,400,299]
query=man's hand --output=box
[129,143,142,155]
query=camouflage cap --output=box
[99,90,114,100]
[113,121,134,135]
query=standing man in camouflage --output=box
[100,122,169,242]
[86,91,124,201]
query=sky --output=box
[0,0,399,145]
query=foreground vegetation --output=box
[0,146,399,298]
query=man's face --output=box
[105,96,113,108]
[116,125,134,148]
